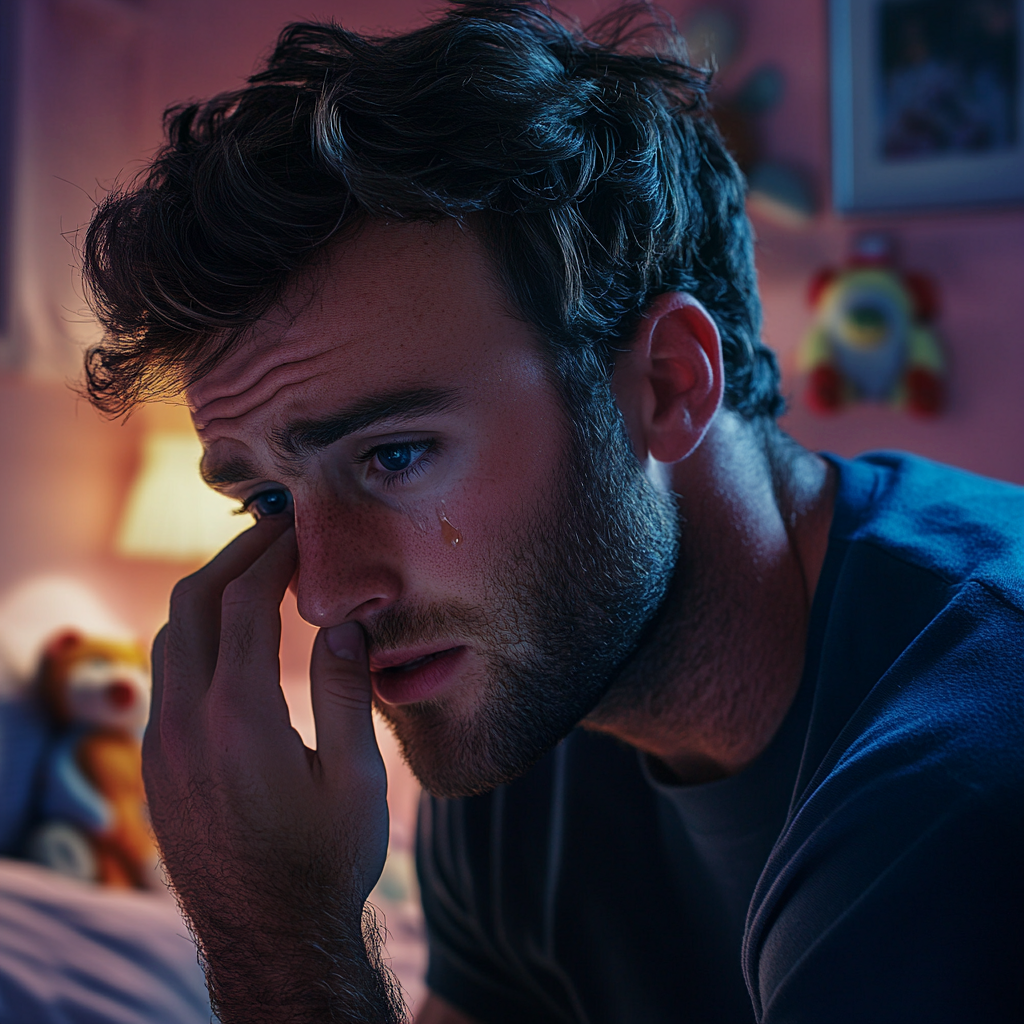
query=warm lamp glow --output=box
[116,433,248,561]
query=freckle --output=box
[437,507,462,547]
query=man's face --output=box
[190,220,678,797]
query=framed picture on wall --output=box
[830,0,1024,212]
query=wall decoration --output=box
[798,234,945,416]
[714,65,817,225]
[685,7,817,225]
[830,0,1024,211]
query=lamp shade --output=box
[116,432,248,561]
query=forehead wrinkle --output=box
[190,350,340,428]
[269,386,466,464]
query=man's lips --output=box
[370,644,457,673]
[370,645,468,706]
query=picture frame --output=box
[830,0,1024,212]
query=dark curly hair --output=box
[81,1,783,421]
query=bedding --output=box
[0,859,209,1023]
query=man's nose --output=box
[291,497,404,627]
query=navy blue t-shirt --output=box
[417,453,1024,1023]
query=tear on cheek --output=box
[437,503,463,547]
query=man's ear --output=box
[612,292,724,464]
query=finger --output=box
[164,515,292,696]
[309,624,382,771]
[209,526,298,720]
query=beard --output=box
[371,381,680,799]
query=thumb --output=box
[309,623,381,770]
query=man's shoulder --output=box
[746,581,1024,1023]
[804,451,1024,802]
[745,459,1024,1018]
[800,454,1023,792]
[810,580,1023,798]
[827,450,1024,611]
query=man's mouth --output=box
[370,645,468,705]
[379,648,455,674]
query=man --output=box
[80,4,1023,1022]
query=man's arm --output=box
[144,517,403,1023]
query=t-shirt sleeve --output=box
[745,579,1024,1024]
[750,791,1023,1024]
[416,794,574,1024]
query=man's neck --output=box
[583,415,836,784]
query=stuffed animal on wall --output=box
[27,631,158,889]
[798,234,945,416]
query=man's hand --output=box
[144,518,404,1023]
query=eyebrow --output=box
[200,385,464,486]
[201,454,264,487]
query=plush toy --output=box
[798,235,945,416]
[27,631,157,889]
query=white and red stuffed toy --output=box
[799,235,945,416]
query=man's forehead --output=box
[187,319,349,430]
[187,219,500,430]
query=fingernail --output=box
[324,622,365,661]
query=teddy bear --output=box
[27,631,158,889]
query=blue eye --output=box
[245,489,292,519]
[358,439,438,488]
[376,445,416,472]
